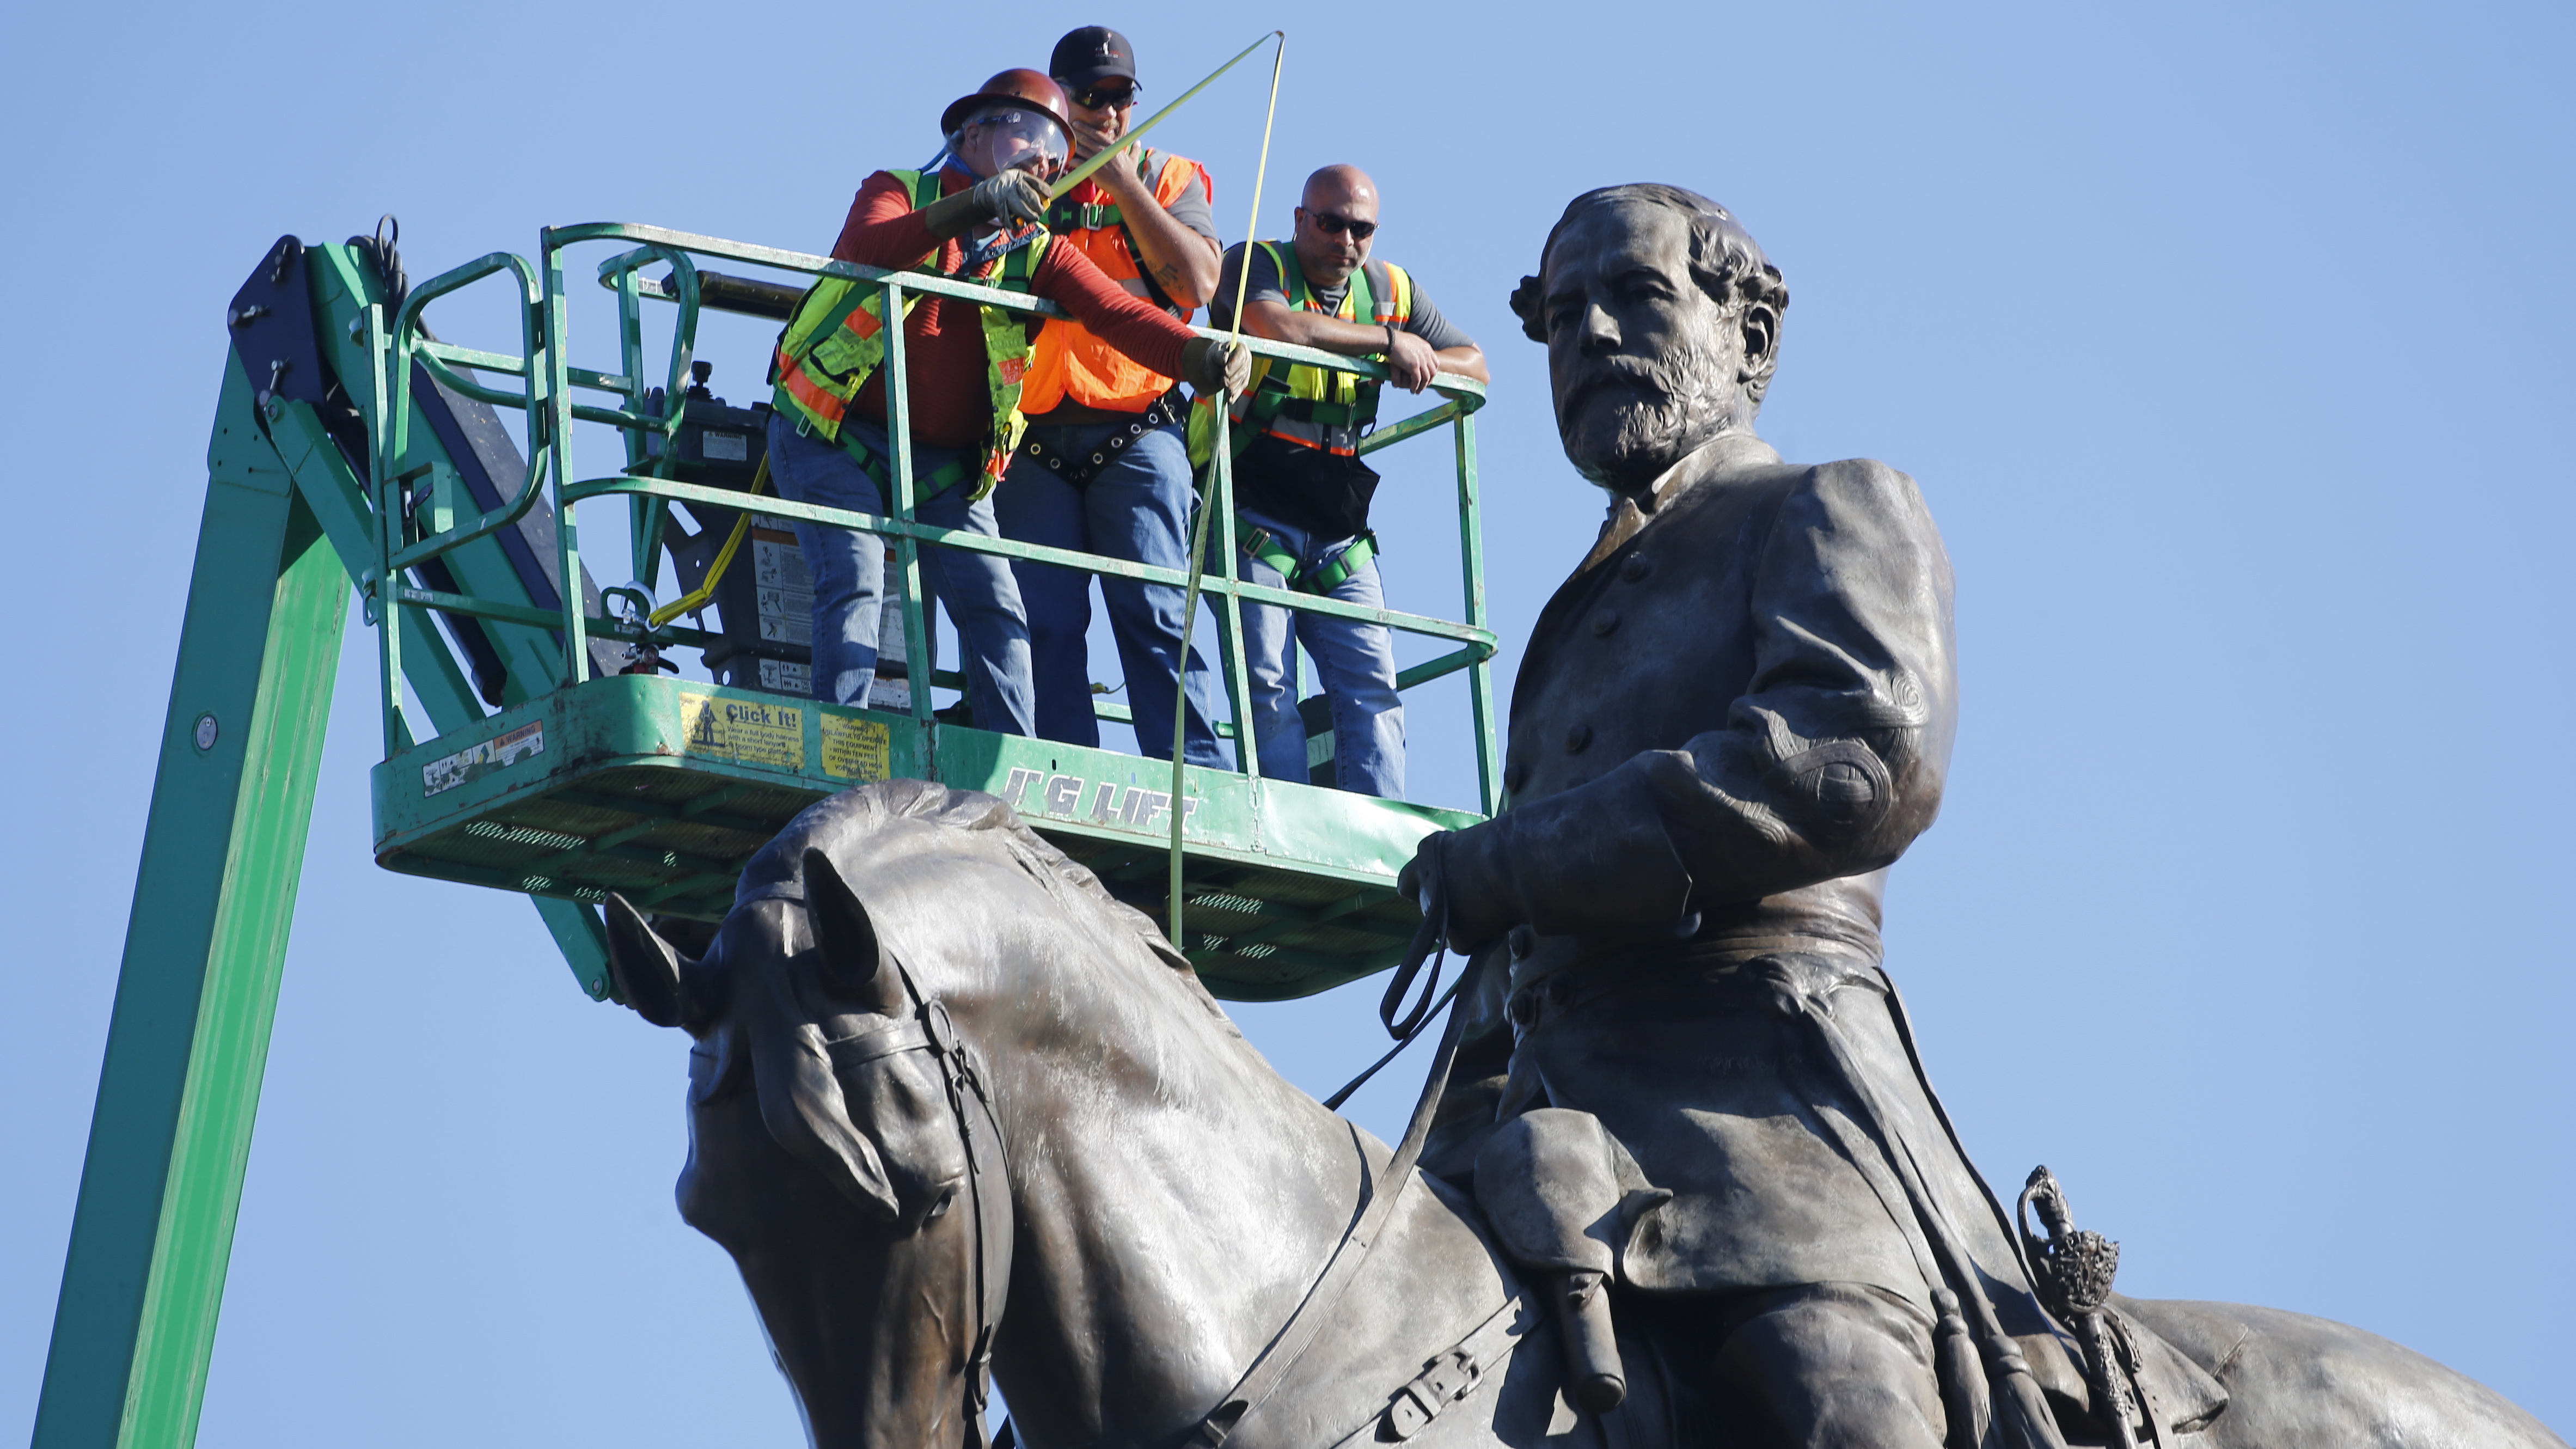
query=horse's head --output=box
[605,842,1009,1449]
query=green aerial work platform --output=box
[32,218,1497,1449]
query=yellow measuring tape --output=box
[1172,32,1287,944]
[646,455,772,628]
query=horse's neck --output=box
[981,930,1388,1438]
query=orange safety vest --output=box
[1018,148,1212,415]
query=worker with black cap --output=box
[995,26,1232,765]
[765,67,1250,726]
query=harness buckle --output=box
[1382,1350,1478,1440]
[922,999,960,1055]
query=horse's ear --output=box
[605,894,695,1029]
[802,849,905,1015]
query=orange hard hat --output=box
[940,69,1073,142]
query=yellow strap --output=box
[647,454,772,627]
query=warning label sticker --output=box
[821,714,891,781]
[680,692,805,771]
[423,720,544,797]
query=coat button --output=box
[1620,554,1654,583]
[1565,723,1592,753]
[1503,761,1528,793]
[1590,608,1620,637]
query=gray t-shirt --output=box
[1211,241,1475,351]
[1148,151,1218,243]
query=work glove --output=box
[971,168,1052,229]
[917,169,1053,240]
[1180,336,1253,398]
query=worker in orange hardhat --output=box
[764,68,1250,722]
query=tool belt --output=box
[1241,525,1377,596]
[1015,390,1187,490]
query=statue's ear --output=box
[802,849,906,1016]
[1509,273,1547,343]
[1739,298,1778,371]
[605,894,699,1030]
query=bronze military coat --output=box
[1442,431,2043,1325]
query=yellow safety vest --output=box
[770,169,1054,496]
[1188,243,1414,465]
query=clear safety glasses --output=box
[962,107,1068,177]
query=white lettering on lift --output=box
[994,765,1206,833]
[1044,774,1083,814]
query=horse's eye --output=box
[923,1186,957,1223]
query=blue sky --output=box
[4,0,2569,1441]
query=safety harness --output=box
[1185,243,1415,469]
[1236,241,1413,453]
[770,169,1053,501]
[1239,523,1378,596]
[1013,388,1188,490]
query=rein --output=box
[1187,835,1506,1448]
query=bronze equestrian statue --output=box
[600,785,2557,1449]
[597,186,2566,1449]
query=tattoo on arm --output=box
[1153,262,1184,287]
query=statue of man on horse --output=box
[595,185,2567,1449]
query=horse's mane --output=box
[739,780,1230,1020]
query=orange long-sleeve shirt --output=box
[831,168,1196,448]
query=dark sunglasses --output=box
[1307,211,1379,241]
[1072,84,1140,110]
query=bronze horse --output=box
[603,781,2562,1449]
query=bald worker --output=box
[1209,164,1487,798]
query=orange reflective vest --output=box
[1018,149,1211,415]
[769,170,1053,496]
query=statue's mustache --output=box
[1559,354,1712,417]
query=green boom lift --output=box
[29,221,1497,1449]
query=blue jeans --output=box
[1229,510,1405,798]
[763,413,1033,733]
[995,418,1231,767]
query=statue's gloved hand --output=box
[1180,336,1252,398]
[1399,823,1518,956]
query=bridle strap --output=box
[1189,840,1486,1447]
[823,950,1012,1449]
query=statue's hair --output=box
[1509,185,1790,409]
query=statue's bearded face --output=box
[1538,203,1748,492]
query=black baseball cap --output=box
[1050,26,1136,90]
